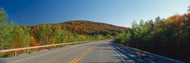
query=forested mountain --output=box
[27,20,128,36]
[115,6,190,62]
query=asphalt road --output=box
[0,40,149,63]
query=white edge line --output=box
[110,46,127,63]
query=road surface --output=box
[0,40,149,63]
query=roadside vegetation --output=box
[115,6,190,61]
[0,8,127,57]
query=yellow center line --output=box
[70,44,98,63]
[70,58,77,63]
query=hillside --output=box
[27,20,128,36]
[115,12,190,61]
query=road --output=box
[0,40,149,63]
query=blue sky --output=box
[0,0,189,27]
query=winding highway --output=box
[0,40,149,63]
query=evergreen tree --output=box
[0,8,11,49]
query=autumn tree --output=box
[22,26,31,47]
[53,24,63,43]
[30,36,41,46]
[40,25,53,45]
[12,24,30,48]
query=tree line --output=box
[0,8,123,51]
[115,6,190,61]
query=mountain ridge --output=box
[26,20,128,36]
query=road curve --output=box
[0,40,148,63]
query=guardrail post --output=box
[36,48,38,52]
[44,47,46,50]
[14,51,17,56]
[49,46,51,50]
[26,49,28,54]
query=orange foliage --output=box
[30,36,41,46]
[26,20,128,36]
[165,13,190,26]
[167,14,181,25]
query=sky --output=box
[0,0,189,27]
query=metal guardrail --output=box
[0,40,109,57]
[0,42,86,56]
[112,42,184,63]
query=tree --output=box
[188,5,190,13]
[53,24,63,43]
[12,24,30,48]
[40,25,53,45]
[132,21,138,29]
[94,34,104,40]
[139,20,144,27]
[124,31,132,46]
[22,26,31,47]
[0,8,8,23]
[155,16,162,25]
[0,8,11,49]
[30,36,41,46]
[106,34,113,39]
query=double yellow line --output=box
[70,44,98,63]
